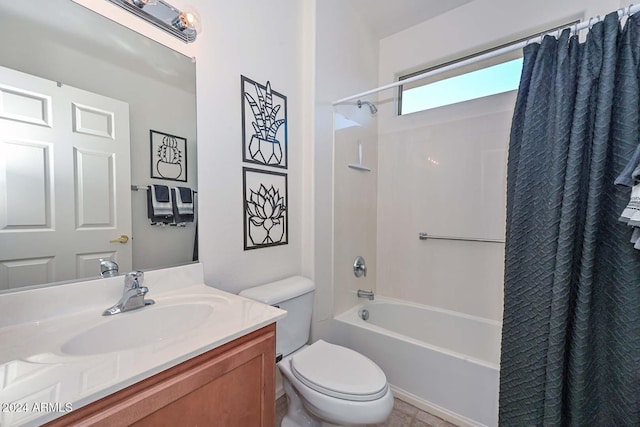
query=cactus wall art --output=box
[241,75,288,169]
[150,130,187,182]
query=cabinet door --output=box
[133,346,267,426]
[46,324,276,427]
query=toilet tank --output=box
[239,276,315,358]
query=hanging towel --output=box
[147,184,174,224]
[178,186,193,204]
[193,220,198,262]
[619,184,640,223]
[154,185,170,202]
[615,143,640,187]
[616,148,640,250]
[171,186,194,223]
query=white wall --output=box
[376,0,622,320]
[332,112,378,316]
[312,0,380,338]
[191,0,308,294]
[376,92,513,321]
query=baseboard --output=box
[389,385,487,427]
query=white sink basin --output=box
[61,303,214,356]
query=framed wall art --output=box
[243,167,288,250]
[150,129,187,182]
[241,75,288,169]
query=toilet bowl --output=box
[238,277,393,426]
[278,340,394,427]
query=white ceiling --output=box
[347,0,475,39]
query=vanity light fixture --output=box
[106,0,200,43]
[131,0,158,7]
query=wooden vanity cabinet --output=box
[46,324,276,427]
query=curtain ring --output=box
[589,15,600,29]
[628,4,635,16]
[525,36,537,47]
[572,22,578,35]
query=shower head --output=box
[357,100,378,115]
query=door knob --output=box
[110,234,129,244]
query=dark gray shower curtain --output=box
[500,12,640,426]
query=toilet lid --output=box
[290,340,388,402]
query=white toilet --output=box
[239,276,394,427]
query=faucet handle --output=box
[124,271,144,290]
[353,256,367,278]
[100,259,119,278]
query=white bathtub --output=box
[331,297,501,427]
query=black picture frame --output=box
[150,129,187,182]
[241,75,288,169]
[243,167,288,250]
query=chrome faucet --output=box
[100,259,119,278]
[103,271,155,316]
[353,256,367,278]
[357,289,374,301]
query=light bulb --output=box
[171,8,201,36]
[172,11,193,30]
[184,12,195,26]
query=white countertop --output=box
[0,263,286,426]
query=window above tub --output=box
[398,56,523,115]
[397,20,579,116]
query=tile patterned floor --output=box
[276,395,287,426]
[275,395,459,427]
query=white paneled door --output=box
[0,66,132,290]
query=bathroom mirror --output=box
[0,0,197,292]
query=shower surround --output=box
[331,88,514,427]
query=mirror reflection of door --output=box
[0,65,132,289]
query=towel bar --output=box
[131,185,197,193]
[418,232,504,244]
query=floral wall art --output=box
[241,76,289,250]
[243,167,288,249]
[150,130,187,182]
[241,75,288,168]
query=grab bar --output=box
[418,232,504,244]
[131,185,198,193]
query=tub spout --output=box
[357,289,374,300]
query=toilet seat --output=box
[290,340,388,402]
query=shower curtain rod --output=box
[332,4,640,106]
